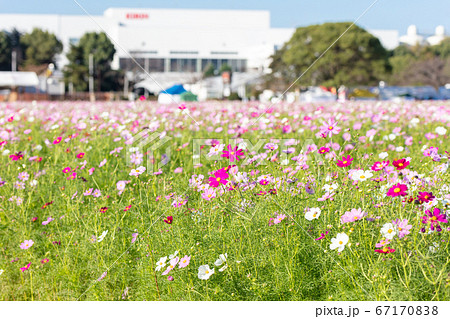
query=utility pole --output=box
[89,53,95,101]
[11,51,17,72]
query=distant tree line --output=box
[0,28,121,92]
[267,22,450,90]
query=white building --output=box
[0,7,404,75]
[399,25,448,47]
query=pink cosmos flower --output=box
[321,119,341,138]
[375,247,395,254]
[318,192,334,202]
[53,137,62,144]
[20,262,31,272]
[340,208,367,223]
[375,238,390,248]
[371,161,390,171]
[42,217,54,225]
[131,233,138,243]
[201,188,216,201]
[315,231,329,240]
[174,167,183,173]
[386,184,408,197]
[392,219,412,238]
[99,159,107,167]
[273,214,286,224]
[208,169,229,188]
[62,167,71,174]
[417,192,435,203]
[97,271,107,281]
[178,255,191,268]
[336,155,353,168]
[318,147,330,154]
[41,258,49,264]
[221,144,244,162]
[76,152,85,159]
[20,239,34,250]
[422,208,448,231]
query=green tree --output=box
[0,31,11,71]
[64,32,117,92]
[20,28,62,67]
[268,22,391,88]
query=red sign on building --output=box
[126,13,149,19]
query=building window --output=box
[210,51,238,55]
[169,51,199,55]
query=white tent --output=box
[0,72,39,87]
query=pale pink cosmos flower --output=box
[392,218,412,238]
[42,217,54,225]
[178,255,191,268]
[340,208,367,224]
[20,239,34,250]
[273,214,286,224]
[99,159,107,167]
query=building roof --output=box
[0,72,39,87]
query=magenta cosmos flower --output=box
[392,158,409,170]
[417,192,435,203]
[221,144,244,162]
[371,160,389,171]
[422,208,448,231]
[20,262,31,272]
[386,183,408,197]
[208,169,229,188]
[336,155,353,167]
[20,239,34,250]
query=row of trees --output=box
[0,28,120,91]
[267,22,450,90]
[0,28,62,72]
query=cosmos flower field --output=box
[0,100,449,301]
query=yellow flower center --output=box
[398,163,403,167]
[382,247,388,252]
[398,227,402,231]
[388,229,392,233]
[343,161,347,164]
[431,216,437,221]
[360,175,365,179]
[205,270,209,274]
[329,126,333,130]
[339,241,343,245]
[394,188,401,193]
[216,178,221,182]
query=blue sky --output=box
[0,0,448,34]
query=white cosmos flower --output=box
[305,207,321,221]
[396,146,404,152]
[329,233,349,252]
[435,127,447,136]
[97,230,108,242]
[214,253,227,267]
[219,264,228,272]
[322,183,338,192]
[0,269,4,276]
[169,250,179,259]
[388,134,396,141]
[155,256,167,271]
[198,265,215,280]
[380,223,396,240]
[351,170,373,182]
[379,152,389,159]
